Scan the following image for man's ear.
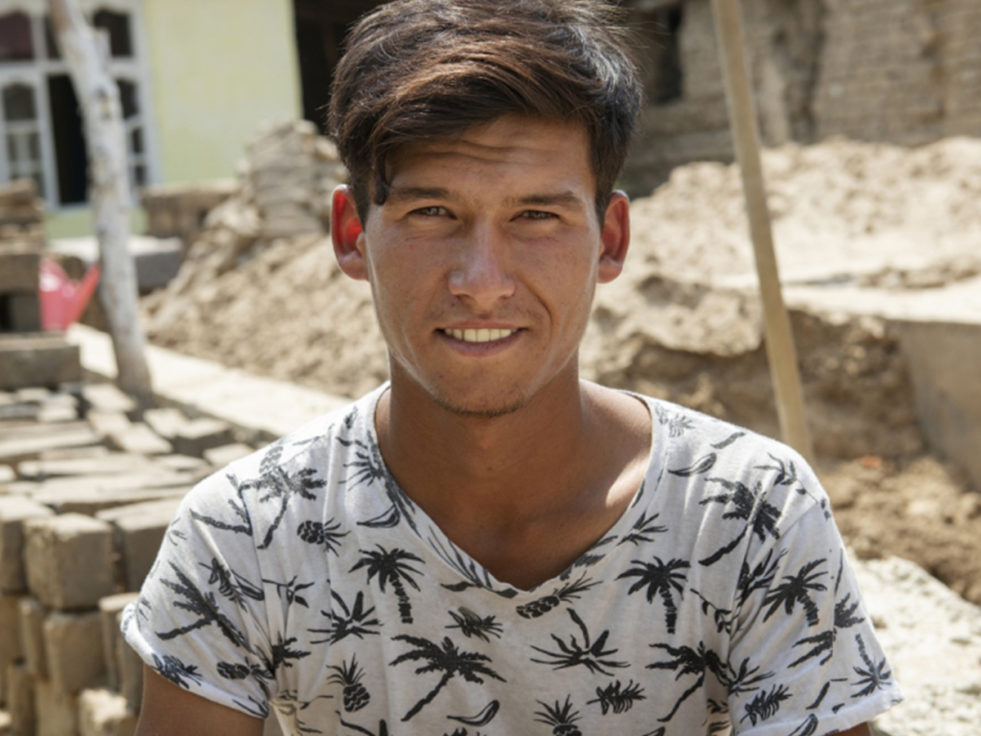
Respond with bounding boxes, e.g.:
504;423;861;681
331;185;369;281
597;190;630;283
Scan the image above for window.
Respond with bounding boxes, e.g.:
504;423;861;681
0;3;153;209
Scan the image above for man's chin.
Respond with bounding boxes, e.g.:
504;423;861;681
431;391;529;420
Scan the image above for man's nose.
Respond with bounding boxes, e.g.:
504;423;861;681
447;225;516;309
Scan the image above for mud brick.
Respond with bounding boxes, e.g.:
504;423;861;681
108;423;171;457
0;466;13;486
23;515;116;610
0;335;81;392
5;293;40;332
96;499;182;592
17;453;147;481
0;423;99;466
0;497;54;593
34;678;77;736
204;442;254;468
19;597;46;678
173;418;233;458
0;252;39;292
114;610;141;713
0;596;21;704
78;688;136;736
44;611;105;695
6;662;34;736
0;596;22;691
84;412;130;443
80;384;135;417
140;408;183;441
32;475;190;516
97;594;137;691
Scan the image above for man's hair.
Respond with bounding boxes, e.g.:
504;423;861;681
328;0;643;221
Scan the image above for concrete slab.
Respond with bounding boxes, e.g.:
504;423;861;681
69;324;349;441
895;320;981;490
48;236;182;293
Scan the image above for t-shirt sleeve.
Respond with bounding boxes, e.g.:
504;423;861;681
726;456;903;736
121;468;275;719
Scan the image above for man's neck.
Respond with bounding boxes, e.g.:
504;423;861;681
377;373;591;519
373;374;652;589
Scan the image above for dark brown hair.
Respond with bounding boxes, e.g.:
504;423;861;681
328;0;642;221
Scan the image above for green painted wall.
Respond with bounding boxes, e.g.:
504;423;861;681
142;0;301;184
47;0;300;238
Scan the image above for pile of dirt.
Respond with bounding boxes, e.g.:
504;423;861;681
141;133;981;612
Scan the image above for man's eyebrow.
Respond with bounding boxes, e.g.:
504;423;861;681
386;186;451;202
509;191;586;209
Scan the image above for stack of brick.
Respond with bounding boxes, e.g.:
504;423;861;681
0;381;259;735
0;181;44;252
242;119;347;240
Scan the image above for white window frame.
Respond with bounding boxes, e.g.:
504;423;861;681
0;0;157;210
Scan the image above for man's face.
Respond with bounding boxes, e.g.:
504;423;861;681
332;115;629;417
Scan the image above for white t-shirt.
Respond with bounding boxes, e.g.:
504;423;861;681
123;385;901;735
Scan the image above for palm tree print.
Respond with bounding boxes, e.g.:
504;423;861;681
698;478;781;566
264;633;311;674
587;679;646;714
646;642;726;721
263;575;315;608
617;511;667;546
447;607;504;641
389;634;505;721
156;562;250;648
152;653;202;689
239;443;328;549
616;556;689;633
740;684;791;727
350;545;424;624
530;608;628;675
851;633;892;697
722;655;773;696
430;533;518;598
339;437;418;532
201;557;264;607
789;589;865;668
736;548;787;608
762;558;827;627
309;590;381;644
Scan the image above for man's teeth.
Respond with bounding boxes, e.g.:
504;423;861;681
445;328;516;343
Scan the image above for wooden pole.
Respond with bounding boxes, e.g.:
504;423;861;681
50;0;153;408
710;0;814;463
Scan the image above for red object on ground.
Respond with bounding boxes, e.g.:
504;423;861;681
39;257;101;331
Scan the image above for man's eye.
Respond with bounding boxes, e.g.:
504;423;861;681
520;210;556;220
413;206;447;217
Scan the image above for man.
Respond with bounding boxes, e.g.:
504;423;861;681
125;1;901;734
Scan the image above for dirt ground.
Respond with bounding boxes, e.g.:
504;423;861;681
141;134;981;606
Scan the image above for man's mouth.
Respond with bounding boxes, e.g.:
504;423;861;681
443;328;518;343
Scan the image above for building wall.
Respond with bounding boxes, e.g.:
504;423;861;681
623;0;981;195
141;0;301;184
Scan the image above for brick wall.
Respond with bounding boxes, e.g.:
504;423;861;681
622;0;981;194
